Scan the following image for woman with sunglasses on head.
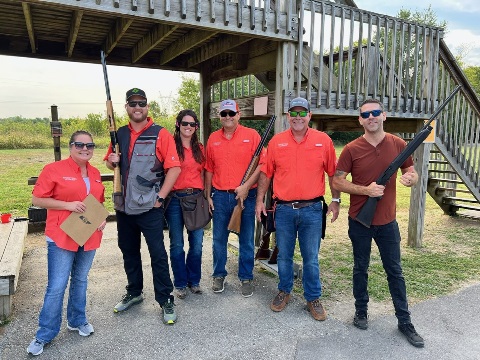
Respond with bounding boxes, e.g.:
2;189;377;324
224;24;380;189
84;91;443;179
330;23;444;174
165;109;206;299
27;131;106;356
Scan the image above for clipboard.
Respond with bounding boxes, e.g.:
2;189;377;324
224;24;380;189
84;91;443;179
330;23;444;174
60;194;109;246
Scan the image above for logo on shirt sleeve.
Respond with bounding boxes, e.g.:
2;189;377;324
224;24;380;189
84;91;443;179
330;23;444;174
315;143;323;147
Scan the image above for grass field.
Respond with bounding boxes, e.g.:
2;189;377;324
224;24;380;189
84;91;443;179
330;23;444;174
1;148;479;306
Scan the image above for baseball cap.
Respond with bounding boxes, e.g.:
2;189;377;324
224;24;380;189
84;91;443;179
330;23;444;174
219;99;239;113
288;97;310;111
126;88;147;101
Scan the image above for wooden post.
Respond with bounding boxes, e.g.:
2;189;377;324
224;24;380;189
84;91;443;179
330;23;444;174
50;105;62;161
407;119;431;248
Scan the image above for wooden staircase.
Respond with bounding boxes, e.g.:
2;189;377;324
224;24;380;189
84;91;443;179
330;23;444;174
427;148;480;217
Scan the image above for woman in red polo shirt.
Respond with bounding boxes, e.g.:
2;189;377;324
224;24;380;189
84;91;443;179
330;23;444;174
165;109;206;299
27;130;106;356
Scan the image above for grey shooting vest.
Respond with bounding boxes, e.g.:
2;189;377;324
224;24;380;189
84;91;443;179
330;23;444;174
117;124;165;214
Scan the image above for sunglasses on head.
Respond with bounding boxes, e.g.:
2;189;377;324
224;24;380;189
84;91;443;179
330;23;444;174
220;111;237;117
71;142;95;150
181;121;197;127
360;109;383;119
289;110;308;117
127;100;147;108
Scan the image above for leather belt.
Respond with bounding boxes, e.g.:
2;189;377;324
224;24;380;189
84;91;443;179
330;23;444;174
275;197;324;209
174;188;201;194
218;189;236;194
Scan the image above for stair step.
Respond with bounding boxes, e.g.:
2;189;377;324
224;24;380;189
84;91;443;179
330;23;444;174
443;196;479;204
429;177;464;184
451;204;480;212
429;159;449;164
435;187;471;194
428;169;456;174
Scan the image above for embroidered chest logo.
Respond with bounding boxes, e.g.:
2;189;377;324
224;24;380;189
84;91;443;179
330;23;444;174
278;143;288;147
63;177;77;181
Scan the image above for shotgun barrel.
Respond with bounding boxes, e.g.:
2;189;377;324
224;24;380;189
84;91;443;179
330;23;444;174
100;51;124;210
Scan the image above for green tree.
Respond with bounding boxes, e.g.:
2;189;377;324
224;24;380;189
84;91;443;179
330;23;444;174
174;74;200;115
463;66;480;95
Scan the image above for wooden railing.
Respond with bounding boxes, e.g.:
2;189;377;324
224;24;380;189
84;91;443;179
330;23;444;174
292;0;443;114
431;40;480;203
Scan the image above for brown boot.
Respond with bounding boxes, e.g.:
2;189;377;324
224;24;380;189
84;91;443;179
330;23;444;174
270;291;291;312
307;299;327;321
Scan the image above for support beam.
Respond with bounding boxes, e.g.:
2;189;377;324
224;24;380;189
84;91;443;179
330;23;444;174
187;35;250;68
132;23;178;63
67;10;83;57
103;17;134;56
407;120;431;248
159;29;217;65
21;2;36;53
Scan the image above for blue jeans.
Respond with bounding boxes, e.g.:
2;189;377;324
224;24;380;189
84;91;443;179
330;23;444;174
116;207;173;305
348;217;411;324
275;201;323;301
165;193;204;289
211;188;256;281
36;241;96;343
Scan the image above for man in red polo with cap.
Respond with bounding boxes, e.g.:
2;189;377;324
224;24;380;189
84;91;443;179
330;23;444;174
205;99;263;297
256;97;340;321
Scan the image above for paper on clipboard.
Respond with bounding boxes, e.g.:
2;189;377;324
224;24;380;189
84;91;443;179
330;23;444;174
60;194;109;246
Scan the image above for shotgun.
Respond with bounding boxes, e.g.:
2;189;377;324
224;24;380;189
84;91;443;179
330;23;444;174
355;85;461;228
227;115;276;235
100;50;124;210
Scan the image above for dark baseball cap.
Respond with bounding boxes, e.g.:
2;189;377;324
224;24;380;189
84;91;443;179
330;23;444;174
126;88;147;101
288;97;310;111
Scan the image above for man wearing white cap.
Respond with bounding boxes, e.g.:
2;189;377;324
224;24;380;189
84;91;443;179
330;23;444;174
205;99;263;297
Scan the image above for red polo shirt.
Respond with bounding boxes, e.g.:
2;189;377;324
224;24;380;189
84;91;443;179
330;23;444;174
205;124;263;190
262;128;337;201
172;145;205;190
33;157;105;251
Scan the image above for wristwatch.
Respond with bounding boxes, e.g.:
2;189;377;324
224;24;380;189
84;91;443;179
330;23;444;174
331;198;341;203
156;195;165;205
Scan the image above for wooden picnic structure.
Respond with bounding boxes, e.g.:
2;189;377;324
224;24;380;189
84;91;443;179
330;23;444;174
1;0;479;316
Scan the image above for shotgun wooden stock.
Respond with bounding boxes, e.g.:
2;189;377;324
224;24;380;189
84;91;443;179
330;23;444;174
227;156;260;234
101;51;124;210
227;115;276;235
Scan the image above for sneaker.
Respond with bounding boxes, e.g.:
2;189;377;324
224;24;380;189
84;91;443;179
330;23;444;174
241;280;254;297
270;291;291;312
113;293;144;313
67;322;94;337
398;323;425;348
212;277;225;293
161;296;177;325
189;285;203;294
175;287;187;299
307;299;327;321
27;339;44;356
353;310;368;330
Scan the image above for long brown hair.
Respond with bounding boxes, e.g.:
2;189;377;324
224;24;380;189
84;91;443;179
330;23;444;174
174;109;204;164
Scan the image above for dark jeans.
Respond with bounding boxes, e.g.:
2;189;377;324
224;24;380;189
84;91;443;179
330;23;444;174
116;207;173;305
348;217;411;324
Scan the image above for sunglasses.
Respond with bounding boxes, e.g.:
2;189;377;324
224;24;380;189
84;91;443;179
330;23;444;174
181;121;197;127
289;110;308;117
71;142;95;150
127;101;147;108
220;111;237;117
360;109;383;119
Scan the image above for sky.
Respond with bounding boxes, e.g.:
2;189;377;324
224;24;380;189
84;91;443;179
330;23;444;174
1;0;479;119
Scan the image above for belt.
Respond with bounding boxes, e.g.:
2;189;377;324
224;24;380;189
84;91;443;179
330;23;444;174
275;196;324;209
217;189;236;194
174;188;201;194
